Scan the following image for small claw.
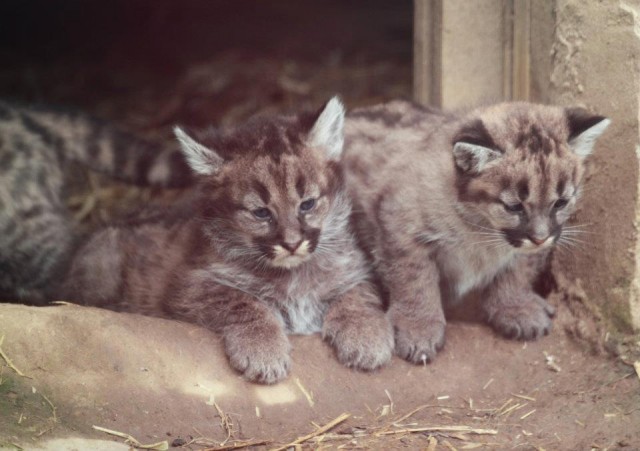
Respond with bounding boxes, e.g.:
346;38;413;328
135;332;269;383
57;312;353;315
506;326;519;339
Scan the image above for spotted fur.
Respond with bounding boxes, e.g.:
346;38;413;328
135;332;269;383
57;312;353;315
59;98;394;384
344;100;610;364
0;101;193;303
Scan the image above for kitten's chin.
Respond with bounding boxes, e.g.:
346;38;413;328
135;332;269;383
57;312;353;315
516;236;555;253
270;241;313;269
270;254;311;269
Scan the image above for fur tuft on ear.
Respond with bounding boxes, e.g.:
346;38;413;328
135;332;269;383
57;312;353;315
308;96;345;160
453;142;502;173
452;119;502;173
173;126;224;175
565;108;611;158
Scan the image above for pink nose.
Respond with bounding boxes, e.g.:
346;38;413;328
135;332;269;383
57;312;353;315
529;236;548;246
281;240;302;253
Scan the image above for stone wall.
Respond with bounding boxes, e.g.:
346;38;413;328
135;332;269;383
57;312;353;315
536;0;640;332
414;0;640;331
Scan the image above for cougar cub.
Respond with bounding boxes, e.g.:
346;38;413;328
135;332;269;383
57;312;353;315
60;98;394;383
344;100;609;364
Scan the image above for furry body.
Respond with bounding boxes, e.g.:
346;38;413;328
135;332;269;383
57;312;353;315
61;99;394;383
0;101;192;302
343;100;609;363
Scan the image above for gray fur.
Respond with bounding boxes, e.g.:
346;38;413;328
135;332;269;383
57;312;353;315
0;101;193;303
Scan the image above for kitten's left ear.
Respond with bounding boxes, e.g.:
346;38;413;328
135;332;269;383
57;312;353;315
308;96;345;161
452;119;503;174
566;107;611;157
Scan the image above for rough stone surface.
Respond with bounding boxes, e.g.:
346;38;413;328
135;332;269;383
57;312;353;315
536;0;640;331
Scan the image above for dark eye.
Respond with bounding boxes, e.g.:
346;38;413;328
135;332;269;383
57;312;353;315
300;198;316;213
252;208;272;219
554;198;569;210
503;202;524;213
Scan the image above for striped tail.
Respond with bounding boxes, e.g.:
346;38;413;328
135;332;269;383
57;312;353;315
16;103;193;188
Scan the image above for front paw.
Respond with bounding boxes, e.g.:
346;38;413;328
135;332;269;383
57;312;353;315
323;310;394;371
485;292;555;340
223;324;292;384
389;310;446;364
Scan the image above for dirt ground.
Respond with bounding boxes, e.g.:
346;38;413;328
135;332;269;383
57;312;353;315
0;1;639;450
1;297;639;450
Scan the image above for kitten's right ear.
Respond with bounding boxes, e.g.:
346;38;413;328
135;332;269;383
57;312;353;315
452;119;502;174
565;108;611;157
173;126;224;175
308;96;346;161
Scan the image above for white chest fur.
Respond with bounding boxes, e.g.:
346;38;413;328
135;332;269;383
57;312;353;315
206;243;368;336
437;240;516;301
275;248;368;335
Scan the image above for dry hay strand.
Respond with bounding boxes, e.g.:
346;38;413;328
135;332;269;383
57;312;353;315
93;425;169;450
310;401;500;449
512;393;536;402
208;398;235;445
200;439;271;451
294;377;315;407
41;393;58;423
0;335;32;379
182;435;271;450
375;425;498;437
270;412;351;451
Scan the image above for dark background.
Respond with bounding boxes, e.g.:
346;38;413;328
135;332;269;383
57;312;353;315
0;0;413;129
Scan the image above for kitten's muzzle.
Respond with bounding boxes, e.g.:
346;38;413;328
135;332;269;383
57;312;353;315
281;239;303;253
271;240;313;268
521;234;554;251
528;235;549;246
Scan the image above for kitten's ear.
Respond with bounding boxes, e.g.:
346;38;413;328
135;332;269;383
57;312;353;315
452;119;502;174
308;96;345;161
566;108;611;157
173;126;224;175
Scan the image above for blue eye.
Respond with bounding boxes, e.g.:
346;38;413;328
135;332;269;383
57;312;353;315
503;202;524;213
554;198;569;210
252;208;272;219
300;199;316;213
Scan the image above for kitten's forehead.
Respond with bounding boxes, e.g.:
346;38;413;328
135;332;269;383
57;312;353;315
463;103;585;204
237;149;325;205
478;103;570;153
497;155;578;205
202;113;315;160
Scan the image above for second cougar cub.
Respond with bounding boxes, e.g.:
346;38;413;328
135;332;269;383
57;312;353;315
344;101;609;364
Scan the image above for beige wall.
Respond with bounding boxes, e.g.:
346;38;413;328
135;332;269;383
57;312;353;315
414;0;640;331
440;0;506;108
539;0;640;331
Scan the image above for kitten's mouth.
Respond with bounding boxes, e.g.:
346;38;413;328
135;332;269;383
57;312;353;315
270;241;313;269
502;229;559;252
514;234;557;252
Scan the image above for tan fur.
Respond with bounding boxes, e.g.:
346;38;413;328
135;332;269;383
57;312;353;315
344;100;609;364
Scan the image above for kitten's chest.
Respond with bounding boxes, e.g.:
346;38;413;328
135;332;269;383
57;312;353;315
275;279;327;335
437;243;515;300
273;250;366;335
206;244;366;335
